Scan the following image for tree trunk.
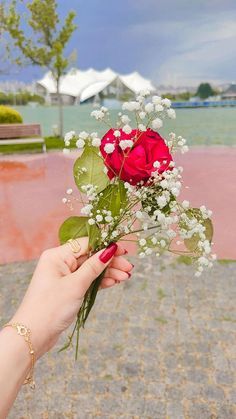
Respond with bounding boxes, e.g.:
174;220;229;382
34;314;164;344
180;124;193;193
56;77;64;138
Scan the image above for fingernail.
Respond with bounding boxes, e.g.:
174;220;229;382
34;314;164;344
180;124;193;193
99;243;118;263
127;272;131;278
124;249;128;254
131;264;134;269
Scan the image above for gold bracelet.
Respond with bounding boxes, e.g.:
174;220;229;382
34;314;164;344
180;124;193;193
3;323;36;389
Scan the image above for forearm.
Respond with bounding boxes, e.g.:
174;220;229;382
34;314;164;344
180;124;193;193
0;327;31;419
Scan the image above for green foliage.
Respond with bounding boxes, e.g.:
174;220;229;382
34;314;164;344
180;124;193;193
218;259;236;265
155;316;168;324
157;288;167;300
97;181;127;218
160;91;193;102
73;145;108;194
118;91;134;102
58;216;88;244
196;83;215;99
1;0;77;136
2;0;77;75
176;255;192;265
0;136;74;154
142;184;175;216
183;208;214;252
86;223;101;251
0;91;45;105
0;105;23;123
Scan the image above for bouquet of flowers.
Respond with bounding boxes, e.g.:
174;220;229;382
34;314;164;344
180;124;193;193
60;91;215;357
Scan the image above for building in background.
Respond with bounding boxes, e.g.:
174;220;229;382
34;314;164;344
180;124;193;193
221;83;236;100
36;68;156;105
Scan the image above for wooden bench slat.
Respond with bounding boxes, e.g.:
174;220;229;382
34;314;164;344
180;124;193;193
0;123;46;153
0;123;41;139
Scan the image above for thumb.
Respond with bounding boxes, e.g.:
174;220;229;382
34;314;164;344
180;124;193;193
69;243;118;294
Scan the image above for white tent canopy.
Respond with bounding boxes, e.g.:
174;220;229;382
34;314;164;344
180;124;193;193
37;68;156;103
119;71;155;95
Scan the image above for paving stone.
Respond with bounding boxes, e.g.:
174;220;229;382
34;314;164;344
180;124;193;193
204;384;225;401
215;370;234;386
166;401;185;419
217;403;236;419
144;399;166;418
186;368;209;384
187;402;212;419
1;258;235;418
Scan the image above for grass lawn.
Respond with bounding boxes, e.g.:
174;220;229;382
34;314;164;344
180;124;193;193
0;136;77;154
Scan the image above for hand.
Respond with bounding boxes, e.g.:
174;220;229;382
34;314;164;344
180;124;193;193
10;238;133;359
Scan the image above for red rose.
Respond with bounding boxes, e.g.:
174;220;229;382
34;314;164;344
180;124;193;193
100;128;173;185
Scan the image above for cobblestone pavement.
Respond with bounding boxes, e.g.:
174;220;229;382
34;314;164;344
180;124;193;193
0;257;235;419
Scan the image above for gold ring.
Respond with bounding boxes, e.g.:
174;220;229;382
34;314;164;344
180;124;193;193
67;238;81;253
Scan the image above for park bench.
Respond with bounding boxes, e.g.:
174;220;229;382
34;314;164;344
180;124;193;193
0;123;46;153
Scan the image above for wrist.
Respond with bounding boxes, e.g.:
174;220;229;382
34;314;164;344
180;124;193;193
0;326;31;380
0;326;34;417
10;312;51;360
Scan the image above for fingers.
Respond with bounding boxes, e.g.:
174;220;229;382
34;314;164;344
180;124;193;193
40;240;128;279
100;257;134;289
114;244;128;257
104;267;131;282
100;278;117;288
69;243;118;295
57;237;89;273
108;255;133;272
100;272;132;289
59;237;90;259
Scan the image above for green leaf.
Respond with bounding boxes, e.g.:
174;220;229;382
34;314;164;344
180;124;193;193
183;208;214;252
97;181;127;218
141;184;175;216
86;222;100;251
59;216;88;244
73;146;108;194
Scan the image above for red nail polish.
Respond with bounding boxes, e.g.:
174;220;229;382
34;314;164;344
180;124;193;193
99;243;118;263
124;249;128;254
127;272;131;278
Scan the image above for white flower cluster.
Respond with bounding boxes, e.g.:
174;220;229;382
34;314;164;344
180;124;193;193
89;93;179;153
177;205;216;275
120;161;214;273
91;106;109;121
61;187;79;210
63;130;101;152
119;139;134;150
81;184;98;201
167;132;189;154
104;143;115;154
64;130;76;146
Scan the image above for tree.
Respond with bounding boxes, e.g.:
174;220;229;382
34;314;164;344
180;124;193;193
196;83;215;99
0;3;13;75
1;0;77;137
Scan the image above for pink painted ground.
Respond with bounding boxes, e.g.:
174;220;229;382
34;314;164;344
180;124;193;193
0;147;235;264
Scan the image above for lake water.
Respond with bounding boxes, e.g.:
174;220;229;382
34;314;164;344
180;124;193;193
15;105;236;146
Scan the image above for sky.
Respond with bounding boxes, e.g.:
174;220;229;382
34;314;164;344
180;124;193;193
2;0;236;87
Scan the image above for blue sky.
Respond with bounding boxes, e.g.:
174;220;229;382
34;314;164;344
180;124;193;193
3;0;236;86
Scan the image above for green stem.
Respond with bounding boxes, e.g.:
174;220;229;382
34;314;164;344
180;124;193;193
73;270;106;359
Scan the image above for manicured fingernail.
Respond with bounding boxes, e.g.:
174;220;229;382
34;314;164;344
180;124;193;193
99;243;118;263
131;264;134;268
124;249;128;254
127;272;131;278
